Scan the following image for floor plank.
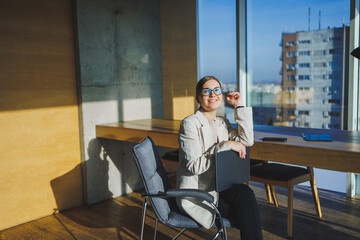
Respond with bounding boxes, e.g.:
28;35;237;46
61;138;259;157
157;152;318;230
1;182;359;239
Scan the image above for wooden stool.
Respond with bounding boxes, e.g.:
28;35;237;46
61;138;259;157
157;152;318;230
250;162;322;238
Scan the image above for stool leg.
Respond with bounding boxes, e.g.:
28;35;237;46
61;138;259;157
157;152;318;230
308;167;322;219
265;184;274;204
287;186;294;238
270;185;279;208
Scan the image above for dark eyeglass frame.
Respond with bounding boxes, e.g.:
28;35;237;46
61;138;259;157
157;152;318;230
201;87;222;96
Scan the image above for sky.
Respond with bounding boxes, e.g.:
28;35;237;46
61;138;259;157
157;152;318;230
198;0;350;84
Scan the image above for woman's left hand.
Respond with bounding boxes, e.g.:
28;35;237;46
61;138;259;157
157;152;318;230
226;92;243;108
225;141;246;159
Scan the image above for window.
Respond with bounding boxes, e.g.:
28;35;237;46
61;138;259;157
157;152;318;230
286;64;296;70
287;51;296;57
245;0;351;195
287;109;295;115
198;0;236;121
286;41;296;46
298;110;310;115
298;75;310;80
299;63;310;68
299;51;311;56
287;75;295;80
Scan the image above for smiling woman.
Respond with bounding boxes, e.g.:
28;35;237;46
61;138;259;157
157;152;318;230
175;75;263;239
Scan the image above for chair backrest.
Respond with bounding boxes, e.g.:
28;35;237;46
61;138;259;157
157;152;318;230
132;136;175;223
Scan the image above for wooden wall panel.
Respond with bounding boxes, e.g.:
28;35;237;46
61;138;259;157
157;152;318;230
160;0;198;120
0;0;82;230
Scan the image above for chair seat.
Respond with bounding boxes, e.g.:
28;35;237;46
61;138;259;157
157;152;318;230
250;159;265;167
251;163;309;181
162;150;179;162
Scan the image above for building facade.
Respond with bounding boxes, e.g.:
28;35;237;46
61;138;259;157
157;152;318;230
281;25;349;129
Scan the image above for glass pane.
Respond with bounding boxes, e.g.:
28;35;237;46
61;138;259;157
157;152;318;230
248;0;350;130
198;0;236;118
247;0;350;193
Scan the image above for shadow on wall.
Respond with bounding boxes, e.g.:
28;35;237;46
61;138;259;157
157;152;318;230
99;138;144;197
50;165;83;212
85;139;114;204
51;137;146;210
51;139;113;210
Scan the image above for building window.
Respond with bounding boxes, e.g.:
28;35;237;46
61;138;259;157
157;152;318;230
299;51;311;56
287;109;295;115
286;41;296;46
286;64;296;70
298;75;310;80
299;63;310;68
287;87;295;91
298;110;310;115
287;51;296;57
298;40;311;44
287;75;296;80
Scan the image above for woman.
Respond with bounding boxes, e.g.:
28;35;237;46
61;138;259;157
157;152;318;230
176;76;263;240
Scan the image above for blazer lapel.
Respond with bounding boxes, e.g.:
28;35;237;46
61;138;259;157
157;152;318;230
195;110;213;151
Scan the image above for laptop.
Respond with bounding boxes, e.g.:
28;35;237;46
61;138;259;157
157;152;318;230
215;148;250;192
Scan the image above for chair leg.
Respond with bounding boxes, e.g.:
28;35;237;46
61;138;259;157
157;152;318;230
287;186;294;238
265;184;274;204
308;167;322;219
153;218;158;240
172;228;186;240
270;185;279;208
140;197;148;240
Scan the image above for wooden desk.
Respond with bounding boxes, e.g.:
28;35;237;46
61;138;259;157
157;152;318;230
96;118;360;173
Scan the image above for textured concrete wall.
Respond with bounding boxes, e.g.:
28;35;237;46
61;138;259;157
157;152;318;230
76;0;163;205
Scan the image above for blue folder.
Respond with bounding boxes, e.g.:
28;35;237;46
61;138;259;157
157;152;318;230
302;133;333;142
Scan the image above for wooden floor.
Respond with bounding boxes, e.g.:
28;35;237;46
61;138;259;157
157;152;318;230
1;182;359;240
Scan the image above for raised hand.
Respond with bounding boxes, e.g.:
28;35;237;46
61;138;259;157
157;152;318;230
226;92;243;108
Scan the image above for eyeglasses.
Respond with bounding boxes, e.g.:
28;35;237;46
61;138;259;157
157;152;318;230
201;87;222;96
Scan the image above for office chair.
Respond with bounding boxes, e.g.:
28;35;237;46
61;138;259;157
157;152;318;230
132;137;233;240
250;161;322;238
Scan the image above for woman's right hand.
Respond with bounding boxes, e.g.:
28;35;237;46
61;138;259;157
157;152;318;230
225;141;246;159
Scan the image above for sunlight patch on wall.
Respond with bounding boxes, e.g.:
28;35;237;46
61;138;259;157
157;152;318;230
123;98;152;121
172;96;195;120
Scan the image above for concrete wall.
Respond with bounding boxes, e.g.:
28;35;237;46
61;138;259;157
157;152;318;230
76;0;163;205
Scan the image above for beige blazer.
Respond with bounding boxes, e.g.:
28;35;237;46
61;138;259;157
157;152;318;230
176;107;254;229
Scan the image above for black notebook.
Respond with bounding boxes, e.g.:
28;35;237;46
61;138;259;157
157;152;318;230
215;148;250;192
302;133;333;142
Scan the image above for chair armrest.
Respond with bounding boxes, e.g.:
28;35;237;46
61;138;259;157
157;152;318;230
166;189;214;203
142;189;214;204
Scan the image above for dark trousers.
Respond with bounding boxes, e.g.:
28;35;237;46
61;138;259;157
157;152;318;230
218;184;263;240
